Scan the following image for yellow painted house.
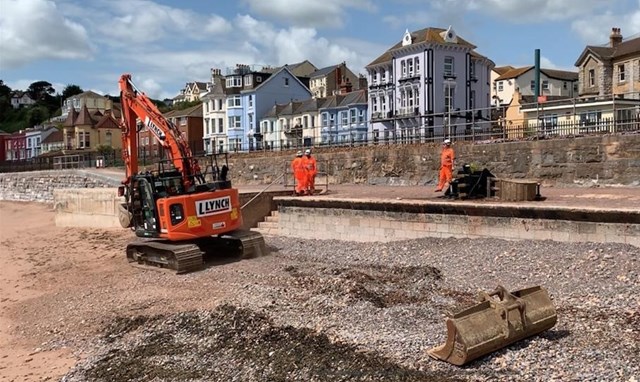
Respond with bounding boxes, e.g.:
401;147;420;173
62;104;123;150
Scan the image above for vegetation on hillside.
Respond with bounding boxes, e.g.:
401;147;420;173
0;80;181;134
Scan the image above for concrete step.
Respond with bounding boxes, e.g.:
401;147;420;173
271;210;280;217
265;215;279;223
257;221;278;229
252;227;278;236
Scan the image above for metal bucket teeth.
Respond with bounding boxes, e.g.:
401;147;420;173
428;285;557;366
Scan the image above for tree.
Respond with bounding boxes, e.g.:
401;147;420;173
61;84;84;100
26;81;55;101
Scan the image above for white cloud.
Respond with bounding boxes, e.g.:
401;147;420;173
235;15;377;74
241;0;376;28
454;0;606;22
382;11;434;29
0;0;93;70
571;3;640;44
85;0;232;46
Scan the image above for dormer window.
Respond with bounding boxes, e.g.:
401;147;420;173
402;29;412;46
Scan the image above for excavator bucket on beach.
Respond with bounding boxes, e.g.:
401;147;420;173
428;285;557;366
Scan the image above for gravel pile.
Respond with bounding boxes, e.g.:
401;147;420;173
63;236;639;382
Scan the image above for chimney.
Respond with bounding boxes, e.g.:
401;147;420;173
339;78;353;95
610;27;622;47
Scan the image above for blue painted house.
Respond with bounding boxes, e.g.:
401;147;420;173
319;82;368;145
226;65;313;152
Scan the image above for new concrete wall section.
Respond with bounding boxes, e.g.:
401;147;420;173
52;187;289;230
276;198;640;247
54;188;124;228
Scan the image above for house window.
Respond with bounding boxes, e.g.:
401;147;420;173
401;60;407;78
588;69;595;86
380;95;386;112
226;76;242;87
245;75;252;86
400;90;406;108
469;61;476;78
227;96;241;107
444;86;454;111
530;81;536;91
284;78;289;87
205;119;210;135
249;95;253;108
540;114;558;129
563;82;567;89
270;121;275;133
329;114;335;126
228;116;241;129
322;113;328;127
470;90;476;110
218;99;223;110
372;96;378;112
542;80;549;91
105;131;112;147
444;56;454;77
580;111;602;126
408;59;414;76
248;114;253;128
415;58;420;73
341;111;348;126
407;88;414;108
498;81;504;92
204;102;209;113
350;109;356;124
359;109;365;122
618;64;626;82
381;70;386;83
218;118;224;133
415;88;419;107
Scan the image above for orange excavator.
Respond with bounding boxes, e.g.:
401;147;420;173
116;73;266;273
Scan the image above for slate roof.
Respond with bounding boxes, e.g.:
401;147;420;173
42;129;63;144
165;104;203;118
367;27;477;67
310;64;339;78
63;106;78;127
495;66;578;82
575;35;640;65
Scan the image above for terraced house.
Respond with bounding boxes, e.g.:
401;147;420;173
366;26;494;142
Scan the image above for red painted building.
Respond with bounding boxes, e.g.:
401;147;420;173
0;130;8;164
5;130;27;161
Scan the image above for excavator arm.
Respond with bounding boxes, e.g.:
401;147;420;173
118;73;195;189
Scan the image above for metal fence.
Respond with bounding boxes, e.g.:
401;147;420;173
2;94;640;173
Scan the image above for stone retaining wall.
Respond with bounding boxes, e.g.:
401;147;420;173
228;134;640;187
0;170;120;203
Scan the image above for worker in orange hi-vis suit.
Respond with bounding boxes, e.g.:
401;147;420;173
435;139;455;192
303;148;318;194
291;151;306;195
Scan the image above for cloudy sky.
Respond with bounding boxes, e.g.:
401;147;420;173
1;0;639;100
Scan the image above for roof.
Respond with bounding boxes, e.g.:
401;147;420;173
367;27;476;67
575;35;640;65
310;64;339;79
337;89;367;107
263;103;288;118
95;110;120;129
42;129;63;144
63;106;78;127
493;66;515;75
247;66;312;95
74;104;96;126
495;66;578;81
166;103;203;118
66;90;104;100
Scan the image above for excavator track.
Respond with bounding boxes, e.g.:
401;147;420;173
220;230;268;259
125;230;267;274
126;240;205;274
